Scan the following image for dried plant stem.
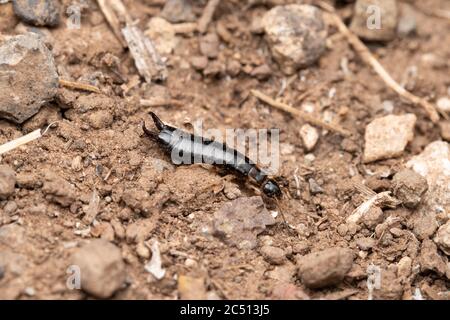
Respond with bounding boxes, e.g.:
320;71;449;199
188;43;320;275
59;79;101;93
197;0;220;33
96;0;129;47
251;89;351;137
0;130;42;156
140;99;184;108
172;22;198;34
318;1;440;123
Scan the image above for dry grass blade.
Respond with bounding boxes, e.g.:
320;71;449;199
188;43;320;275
251;89;351;137
346;190;400;224
0;123;56;156
318;1;440;123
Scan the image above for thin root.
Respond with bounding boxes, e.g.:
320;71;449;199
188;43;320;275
251;89;351;136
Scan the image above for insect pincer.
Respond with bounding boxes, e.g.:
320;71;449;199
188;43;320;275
149;112;166;131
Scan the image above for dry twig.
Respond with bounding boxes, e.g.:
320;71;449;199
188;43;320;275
318;1;440;123
59;79;101;93
251;89;351;136
197;0;220;33
96;0;130;47
140;98;184;108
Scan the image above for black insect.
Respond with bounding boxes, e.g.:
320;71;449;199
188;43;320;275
142;112;282;198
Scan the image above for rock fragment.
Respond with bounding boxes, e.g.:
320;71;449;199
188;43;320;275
392;169;428;208
372;267;403;299
439;121;450;142
0;33;58;124
300;124;319;151
436;97;450;113
260;245;286;265
213;196;276;249
262;4;327;75
350;0;398;41
0;165;16;200
145;17;178;55
190;55;208;71
397;256;412;279
199;33;220;58
412;213;438;240
178;275;207;300
434;221;450;256
297;247;354;289
0;2;19;32
42;173;77;207
418;239;446;276
71;239;126;299
160;0;195;23
13;0;60;27
407;141;450;214
250;64;272;80
87;110;114;129
308;178;323;195
362;206;384;230
363;114;416;163
397;3;417;37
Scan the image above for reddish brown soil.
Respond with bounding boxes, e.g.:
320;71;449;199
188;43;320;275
0;0;449;300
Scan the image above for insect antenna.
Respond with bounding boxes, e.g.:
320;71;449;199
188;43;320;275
275;196;297;236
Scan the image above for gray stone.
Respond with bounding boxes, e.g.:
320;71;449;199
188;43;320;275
13;0;60;27
0;33;58;123
160;0;195;23
262;4;327;75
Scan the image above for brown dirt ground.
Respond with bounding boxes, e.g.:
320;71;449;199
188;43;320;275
0;0;449;300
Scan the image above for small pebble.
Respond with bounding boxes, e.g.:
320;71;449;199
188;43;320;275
350;0;398;41
308;178;323;195
300;124;319;151
356;237;375;251
250;64;272;80
260;245;286;265
71;239;126;299
13;0;60;27
433;221;450;256
392;169;428;208
0;165;16;200
199;33;220;59
3;201;18;215
136;242;150;259
363;114;416;163
436;97;450;113
297;247;354;289
262;4;327;75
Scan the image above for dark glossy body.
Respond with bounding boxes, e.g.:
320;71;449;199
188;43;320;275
143;112;282;197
